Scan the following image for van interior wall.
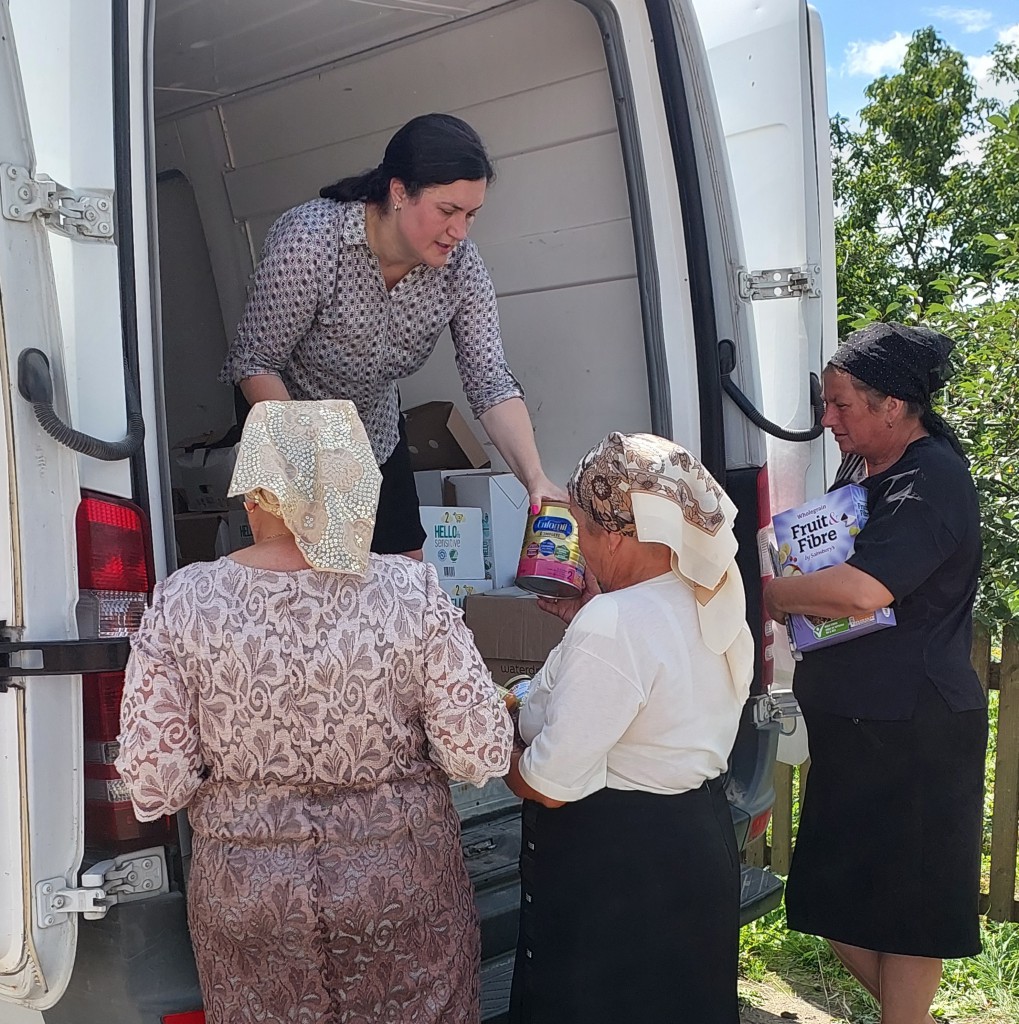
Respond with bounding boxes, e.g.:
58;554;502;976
153;0;652;486
157;173;234;444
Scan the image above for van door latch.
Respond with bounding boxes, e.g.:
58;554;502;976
738;266;820;301
36;847;169;927
0;637;130;689
1;164;115;241
751;689;802;733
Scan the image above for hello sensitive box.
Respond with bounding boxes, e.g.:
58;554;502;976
771;484;896;653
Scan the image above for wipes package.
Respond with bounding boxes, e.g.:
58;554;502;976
772;484;896;654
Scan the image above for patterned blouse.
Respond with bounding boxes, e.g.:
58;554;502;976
116;554;513;1024
116;554;514;831
219;199;523;464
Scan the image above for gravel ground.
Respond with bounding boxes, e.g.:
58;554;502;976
740;979;845;1024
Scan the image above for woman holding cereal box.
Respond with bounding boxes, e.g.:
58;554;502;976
764;323;986;1024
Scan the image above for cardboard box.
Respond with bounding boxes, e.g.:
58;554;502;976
773;485;870;573
173;443;238;513
413;469;476;508
420;506;485;580
175;507;253;566
216;509;254;556
404;402;490;472
439;578;494;609
174;513;223;566
784;606;897;652
414;470;451;508
448;472;529;588
772;484;895;654
465;588;566;684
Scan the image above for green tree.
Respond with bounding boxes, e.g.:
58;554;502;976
832;28;1019;324
844;104;1019;625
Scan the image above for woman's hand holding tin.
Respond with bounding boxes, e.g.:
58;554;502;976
527;477;569;515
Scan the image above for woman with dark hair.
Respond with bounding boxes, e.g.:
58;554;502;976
220;113;565;558
764;323;988;1024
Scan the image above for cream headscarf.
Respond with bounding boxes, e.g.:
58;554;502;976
568;432;754;699
227;400;382;575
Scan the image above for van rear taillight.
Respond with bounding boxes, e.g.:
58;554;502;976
748;808;772;842
82;670;125;739
76;493;153;636
76;491;171;847
756;465;775;691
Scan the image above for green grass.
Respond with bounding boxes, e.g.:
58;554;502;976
939;920;1019;1021
740;907;1019;1023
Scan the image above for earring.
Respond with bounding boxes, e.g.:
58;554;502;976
394;202;402;212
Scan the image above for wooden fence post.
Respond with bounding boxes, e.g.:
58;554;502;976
744;835;767;868
771;762;795;875
988;626;1019;923
971;621;992;695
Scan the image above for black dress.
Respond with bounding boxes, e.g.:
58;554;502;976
508;779;740;1024
786;435;988;958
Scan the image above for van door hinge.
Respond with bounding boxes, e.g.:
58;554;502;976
1;163;115;241
751;688;802;732
738;265;820;301
35;847;169;927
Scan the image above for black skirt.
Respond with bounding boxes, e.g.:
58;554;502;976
786;681;988;958
509;779;740;1024
371;413;427;555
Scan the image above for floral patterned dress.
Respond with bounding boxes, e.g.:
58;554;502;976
117;554;513;1024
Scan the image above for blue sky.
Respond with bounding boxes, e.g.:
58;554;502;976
809;1;1019;118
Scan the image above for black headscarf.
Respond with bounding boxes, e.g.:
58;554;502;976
828;322;966;460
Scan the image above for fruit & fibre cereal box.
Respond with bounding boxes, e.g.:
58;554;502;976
771;484;896;654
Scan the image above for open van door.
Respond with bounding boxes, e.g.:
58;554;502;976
693;0;837;516
0;2;88;1007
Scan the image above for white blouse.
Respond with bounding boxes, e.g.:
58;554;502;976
517;574;746;803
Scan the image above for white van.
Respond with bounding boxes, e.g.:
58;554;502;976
0;0;835;1020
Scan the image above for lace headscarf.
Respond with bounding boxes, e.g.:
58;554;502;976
227;400;381;574
569;432;753;700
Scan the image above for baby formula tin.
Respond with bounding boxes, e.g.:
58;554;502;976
515;504;585;598
497;676;533;716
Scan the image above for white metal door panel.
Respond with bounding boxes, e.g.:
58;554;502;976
693;0;836;511
0;335;14;626
0;1;86;1008
9;0;132;503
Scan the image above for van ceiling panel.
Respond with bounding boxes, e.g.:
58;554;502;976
154;0;509;121
213;2;608;170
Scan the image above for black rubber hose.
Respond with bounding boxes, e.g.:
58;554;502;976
722;372;824;443
718;339;824;443
18;347;145;461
